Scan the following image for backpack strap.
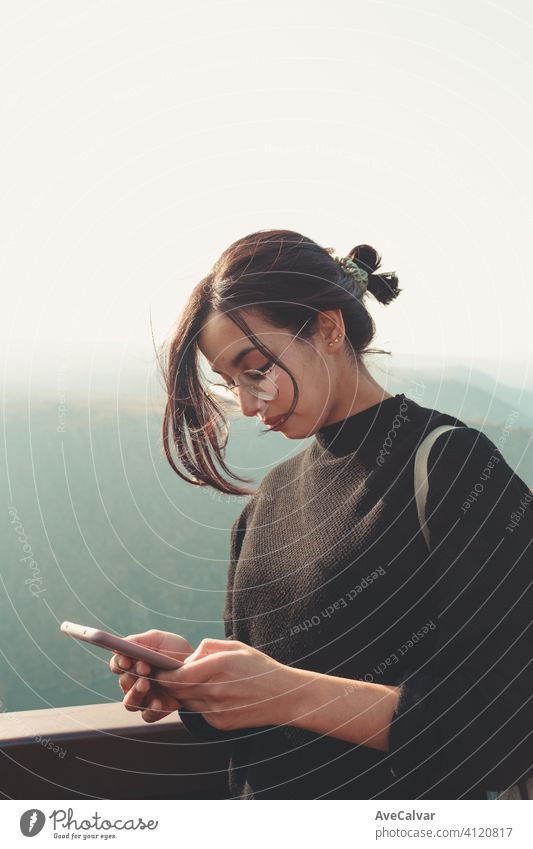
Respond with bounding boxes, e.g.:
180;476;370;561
414;424;464;551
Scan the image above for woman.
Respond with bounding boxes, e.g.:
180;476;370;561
110;229;533;800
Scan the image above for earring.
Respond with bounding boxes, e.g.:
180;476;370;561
328;333;343;347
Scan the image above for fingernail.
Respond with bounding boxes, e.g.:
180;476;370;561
118;657;129;669
135;678;146;692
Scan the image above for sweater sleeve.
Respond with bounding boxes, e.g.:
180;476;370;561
388;426;533;797
178;503;249;740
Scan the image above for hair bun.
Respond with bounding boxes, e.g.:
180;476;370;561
347;244;381;275
347;243;401;306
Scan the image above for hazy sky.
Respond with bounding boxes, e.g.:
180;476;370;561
2;1;533;386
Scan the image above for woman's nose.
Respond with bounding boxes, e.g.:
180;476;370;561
238;389;266;418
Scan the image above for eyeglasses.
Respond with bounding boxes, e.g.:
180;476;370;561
206;316;313;403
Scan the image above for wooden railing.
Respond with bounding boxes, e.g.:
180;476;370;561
0;703;231;799
2;702;532;800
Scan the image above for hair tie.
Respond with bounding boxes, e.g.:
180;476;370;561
333;255;369;296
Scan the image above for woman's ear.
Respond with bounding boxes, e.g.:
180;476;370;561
316;309;345;346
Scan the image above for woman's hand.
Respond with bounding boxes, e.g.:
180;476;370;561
149;638;300;731
118;635;400;750
109;629;193;723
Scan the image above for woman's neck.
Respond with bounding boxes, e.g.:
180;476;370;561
321;359;393;428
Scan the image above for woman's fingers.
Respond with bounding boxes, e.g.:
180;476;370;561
110;653;153;676
118;671;135;694
139;692;180;723
122;675;151;712
140;700;164;723
121;675;181;718
110;653;136;674
117;661;153;694
110;654;152;682
110;653;129;674
132;660;151;676
182;637;241;665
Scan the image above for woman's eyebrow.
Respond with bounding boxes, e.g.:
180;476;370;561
211;345;257;374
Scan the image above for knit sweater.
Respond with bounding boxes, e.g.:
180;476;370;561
179;392;533;799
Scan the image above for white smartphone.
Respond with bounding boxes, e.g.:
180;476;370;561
60;621;184;670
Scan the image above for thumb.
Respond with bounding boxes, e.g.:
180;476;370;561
184;638;241;664
151;665;185;689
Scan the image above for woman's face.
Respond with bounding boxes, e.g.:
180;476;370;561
198;309;346;438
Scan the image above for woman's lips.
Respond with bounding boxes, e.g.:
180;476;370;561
264;415;285;428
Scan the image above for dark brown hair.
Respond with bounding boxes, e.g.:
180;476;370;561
157;229;401;495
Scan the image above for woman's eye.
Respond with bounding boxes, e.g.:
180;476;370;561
249;362;273;379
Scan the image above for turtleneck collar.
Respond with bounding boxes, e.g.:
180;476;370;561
314;393;407;457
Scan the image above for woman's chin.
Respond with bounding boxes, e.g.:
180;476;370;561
271;418;307;439
264;416;290;435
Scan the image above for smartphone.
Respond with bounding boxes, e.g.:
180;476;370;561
60;621;184;670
